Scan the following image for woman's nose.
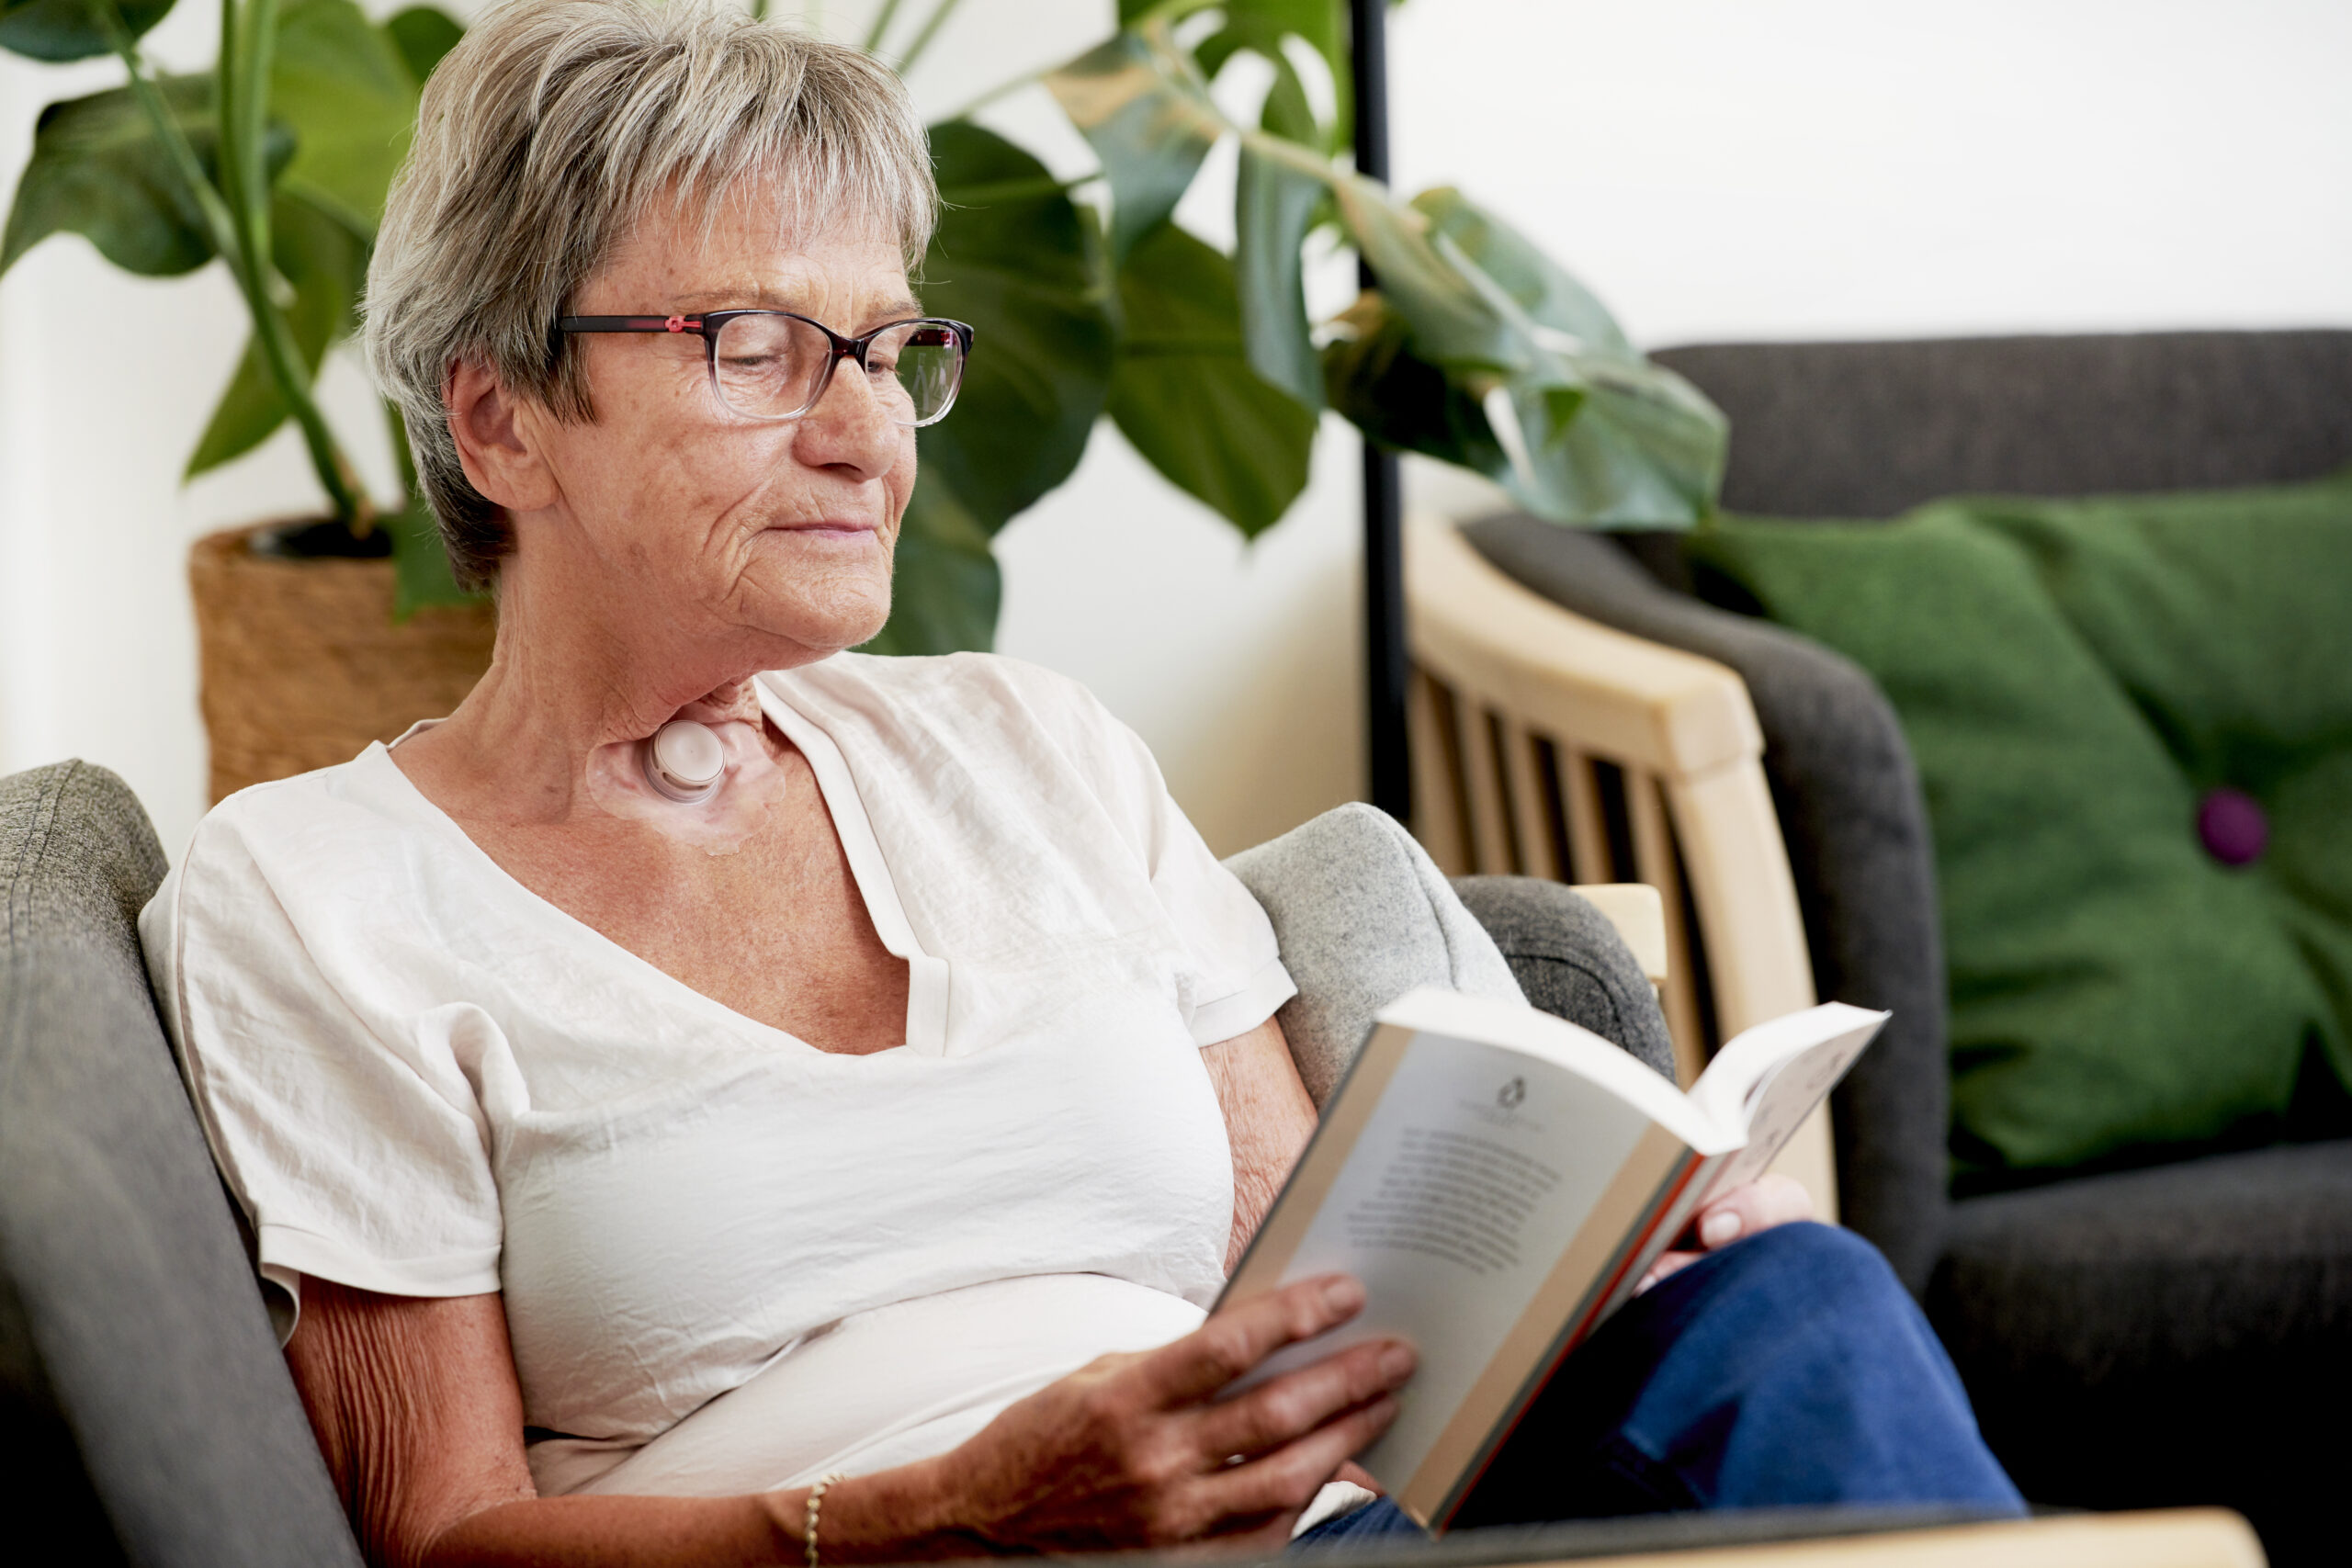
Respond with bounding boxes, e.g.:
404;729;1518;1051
794;355;899;477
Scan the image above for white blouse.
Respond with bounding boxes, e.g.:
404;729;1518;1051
141;652;1297;1495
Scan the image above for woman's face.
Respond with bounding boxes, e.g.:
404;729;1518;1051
518;186;920;662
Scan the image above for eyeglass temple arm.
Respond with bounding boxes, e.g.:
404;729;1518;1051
556;315;707;334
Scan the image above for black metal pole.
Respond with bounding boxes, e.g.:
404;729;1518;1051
1349;0;1410;823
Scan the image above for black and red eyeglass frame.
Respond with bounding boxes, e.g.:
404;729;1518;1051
549;310;977;425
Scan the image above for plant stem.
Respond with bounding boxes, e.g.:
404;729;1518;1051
1236;118;1349;184
227;0;366;525
213;0;240;221
893;0;966;73
92;0;367;525
859;0;906;52
91;2;242;264
234;0;277;223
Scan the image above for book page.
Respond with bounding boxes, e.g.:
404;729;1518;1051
1685;1004;1887;1202
1222;1027;1678;1495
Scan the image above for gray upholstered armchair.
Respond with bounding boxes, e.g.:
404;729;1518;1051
1462;330;2352;1568
0;760;1683;1563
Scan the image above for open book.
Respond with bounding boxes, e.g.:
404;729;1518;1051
1219;988;1887;1532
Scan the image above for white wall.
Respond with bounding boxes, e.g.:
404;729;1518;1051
5;0;2349;863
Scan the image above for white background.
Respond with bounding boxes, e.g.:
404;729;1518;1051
4;0;2349;863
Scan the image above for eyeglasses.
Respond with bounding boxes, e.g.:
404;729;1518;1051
553;310;975;427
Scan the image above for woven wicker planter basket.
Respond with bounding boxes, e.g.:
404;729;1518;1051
190;523;495;803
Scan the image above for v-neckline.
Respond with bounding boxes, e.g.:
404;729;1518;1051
754;672;950;1053
375;679;949;1057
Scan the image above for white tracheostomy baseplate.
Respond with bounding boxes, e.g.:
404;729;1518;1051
582;717;789;855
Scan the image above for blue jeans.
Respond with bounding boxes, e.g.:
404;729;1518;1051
1295;1223;2022;1546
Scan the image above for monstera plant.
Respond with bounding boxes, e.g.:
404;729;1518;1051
869;0;1727;653
2;0;468;610
1;0;1724;663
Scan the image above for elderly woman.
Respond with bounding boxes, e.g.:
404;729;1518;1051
142;3;2021;1562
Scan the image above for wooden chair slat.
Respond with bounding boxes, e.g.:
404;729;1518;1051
1407;670;1471;877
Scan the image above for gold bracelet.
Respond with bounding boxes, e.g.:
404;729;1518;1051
804;1471;849;1568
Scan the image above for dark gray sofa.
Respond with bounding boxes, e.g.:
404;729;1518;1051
1464;329;2352;1567
6;757;1874;1563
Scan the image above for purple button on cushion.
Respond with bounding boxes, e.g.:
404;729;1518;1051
2197;787;2268;866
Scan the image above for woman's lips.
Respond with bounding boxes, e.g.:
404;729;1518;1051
770;520;876;540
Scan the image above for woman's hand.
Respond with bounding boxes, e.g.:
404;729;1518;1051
873;1272;1412;1556
1634;1173;1815;1295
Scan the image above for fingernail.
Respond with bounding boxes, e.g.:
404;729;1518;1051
1320;1276;1365;1314
1378;1343;1416;1383
1700;1211;1744;1248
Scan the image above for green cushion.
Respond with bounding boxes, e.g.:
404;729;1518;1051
1684;472;2352;1185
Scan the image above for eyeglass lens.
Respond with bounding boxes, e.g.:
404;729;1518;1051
711;316;964;426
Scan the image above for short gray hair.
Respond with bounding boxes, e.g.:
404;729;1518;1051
364;0;936;588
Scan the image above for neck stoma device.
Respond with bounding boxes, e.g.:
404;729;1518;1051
643;719;727;803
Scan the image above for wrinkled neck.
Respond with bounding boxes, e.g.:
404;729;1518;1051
411;543;818;827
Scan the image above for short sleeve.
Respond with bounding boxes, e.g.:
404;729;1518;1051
141;805;505;1325
1029;671;1298;1046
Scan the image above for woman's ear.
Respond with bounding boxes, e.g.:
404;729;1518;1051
446;360;560;514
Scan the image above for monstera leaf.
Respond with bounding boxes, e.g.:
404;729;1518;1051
1046;13;1724;530
0;74;290;276
185;194;364;477
1107;222;1314;536
3;0;481;606
1411;186;1633;357
1051;14;1326;532
862;481;1003;658
1320;288;1502;476
1045;28;1218;266
0;0;174;63
185;0;450;480
1149;0;1344;105
1234;140;1325;412
1332;186;1724;524
384;3;461;85
866;119;1115;655
271;0;425;234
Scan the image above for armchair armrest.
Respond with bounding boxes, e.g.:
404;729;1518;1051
1227;807;1678;1102
1450;876;1676;1083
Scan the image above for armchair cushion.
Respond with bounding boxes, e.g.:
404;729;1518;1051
1928;1140;2352;1559
1687;473;2352;1184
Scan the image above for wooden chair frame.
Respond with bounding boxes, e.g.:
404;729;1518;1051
1403;513;1838;1215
